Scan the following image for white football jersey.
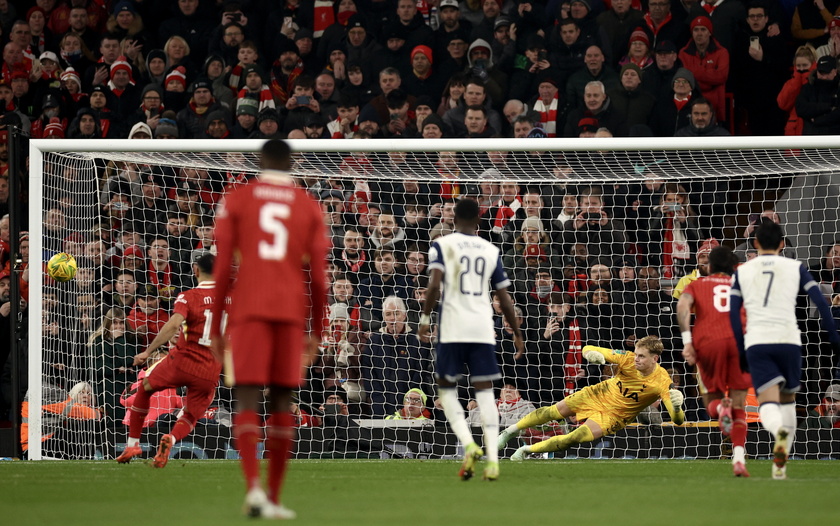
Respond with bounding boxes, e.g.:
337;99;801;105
428;232;511;344
731;254;814;348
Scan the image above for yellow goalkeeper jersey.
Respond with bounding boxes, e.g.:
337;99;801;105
582;348;675;420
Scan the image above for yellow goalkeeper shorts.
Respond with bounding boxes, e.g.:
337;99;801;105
565;387;636;436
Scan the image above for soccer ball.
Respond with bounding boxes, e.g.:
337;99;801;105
47;252;77;282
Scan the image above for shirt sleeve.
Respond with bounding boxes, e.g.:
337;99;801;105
428;241;444;273
173;293;188;318
490;255;511;290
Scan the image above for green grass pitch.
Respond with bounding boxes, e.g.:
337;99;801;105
2;459;838;525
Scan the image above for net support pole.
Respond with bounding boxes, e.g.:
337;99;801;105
27;142;44;461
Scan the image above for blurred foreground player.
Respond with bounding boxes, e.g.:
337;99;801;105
730;219;840;480
418;199;524;481
678;245;752;477
116;254;223;468
211;140;329;518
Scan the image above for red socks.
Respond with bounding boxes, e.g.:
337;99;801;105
170;411;198;442
235;410;262;490
128;388;151;440
731;408;747;449
707;398;721;419
266;413;294;504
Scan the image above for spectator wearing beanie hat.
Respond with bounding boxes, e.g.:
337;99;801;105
60;67;88;116
252;107;283;139
175;77;227;138
608;63;656;127
649;67;699;137
204;109;231;139
127;84;165;134
155;117;179;139
528;74;572;137
679;16;729;122
619;28;654;70
88;85;115;137
269;37;304;106
107;56;141;124
402;45;445;100
128;121;153;139
67;107;102;139
236;63;276;113
232;102;259;138
687;0;748;52
163;66;189;113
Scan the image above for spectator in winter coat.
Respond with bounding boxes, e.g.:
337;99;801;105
796;55;840;135
679;16;729;122
777;45;818;136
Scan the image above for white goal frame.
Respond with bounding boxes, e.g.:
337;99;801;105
27;135;840;460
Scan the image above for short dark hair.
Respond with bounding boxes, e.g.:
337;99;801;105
454;199;480;221
293;75;315;90
261;139;291;170
195;253;215;274
386;89;408;110
337;93;359;109
708;245;736;275
466;104;486;118
755;218;784;250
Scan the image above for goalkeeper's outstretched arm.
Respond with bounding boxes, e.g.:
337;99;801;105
661;384;686;425
582;345;621;365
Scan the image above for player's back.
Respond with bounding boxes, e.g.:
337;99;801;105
217;177;326;325
686;274;736;346
171;282;223;380
429;232;509;344
734;255;805;347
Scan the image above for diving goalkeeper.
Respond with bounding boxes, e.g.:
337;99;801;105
498;335;685;460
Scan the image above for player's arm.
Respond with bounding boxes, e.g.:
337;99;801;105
728;272;747;369
800;264;840;351
210;197;235;344
419;242;445;341
582;345;622;365
133;313;185;366
676;290;697;366
660;382;686;425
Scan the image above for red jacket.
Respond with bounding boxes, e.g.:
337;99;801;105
679;39;729;120
777;65;815;136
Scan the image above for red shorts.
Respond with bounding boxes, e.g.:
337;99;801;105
227;320;303;387
145;355;217;417
696;338;752;394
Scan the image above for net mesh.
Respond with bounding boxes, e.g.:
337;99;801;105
32;143;840;460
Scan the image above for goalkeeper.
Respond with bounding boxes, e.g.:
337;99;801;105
498;335;685;460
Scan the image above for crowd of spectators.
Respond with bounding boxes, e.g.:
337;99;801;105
2;0;840;142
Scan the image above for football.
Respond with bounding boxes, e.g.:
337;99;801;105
47;252;78;282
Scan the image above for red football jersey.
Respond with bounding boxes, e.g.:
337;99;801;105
684;274;739;349
212;172;329;335
170;281;224;381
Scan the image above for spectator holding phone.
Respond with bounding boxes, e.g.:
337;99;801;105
127;84;164;133
647;183;700;280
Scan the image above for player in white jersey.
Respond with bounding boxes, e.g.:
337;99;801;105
418;199;524;482
730;220;840;479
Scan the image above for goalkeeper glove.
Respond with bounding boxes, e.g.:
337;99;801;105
583;350;605;364
669;389;684;408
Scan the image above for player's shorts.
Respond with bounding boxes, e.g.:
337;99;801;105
563;386;635;437
227;320;304;387
695;338;752;395
746;343;801;394
435;342;501;383
145;355;216;416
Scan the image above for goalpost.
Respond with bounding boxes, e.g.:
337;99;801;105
27;136;840;461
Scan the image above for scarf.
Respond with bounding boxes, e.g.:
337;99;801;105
270;61;303;104
188;97;214;115
341;250;367;273
227;63;244;92
564;320;582;394
643;12;672;36
313;0;336;38
237;85;276;112
492;196;521;233
532;94;558;137
702;0;723;15
328;117;359;138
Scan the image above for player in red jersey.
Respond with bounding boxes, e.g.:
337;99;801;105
115;253;223;468
677;245;752;477
210;140;328;520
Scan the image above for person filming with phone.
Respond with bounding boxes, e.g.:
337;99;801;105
647;183;701;280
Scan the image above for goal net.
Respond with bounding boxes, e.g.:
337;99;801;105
26;137;840;461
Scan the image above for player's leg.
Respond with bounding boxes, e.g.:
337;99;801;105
729;389;749;477
472;380;499;481
154;379;216;468
499;399;573;449
263;386;296;519
235;384;267;516
511;418;602;461
117;365;171;463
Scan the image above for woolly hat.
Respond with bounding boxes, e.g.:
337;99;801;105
241;63;266;84
129;121;153;138
191;78;213;93
10;66;28;80
411;45;433;65
257;107;280;124
358;104;380;124
570;0;591;9
141;83;163;99
404;388;428;405
236;99;259;116
61;67;81;88
672;67;696;89
690;16;713;33
156;118;179;138
628;29;650;47
420;113;447;136
113;0;137;15
110;56;133;81
295;28;314;41
620;63;642;78
521;216;545;233
44;118;65;138
524;243;547;260
205;110;227;128
696;238;720;257
122;244;145;259
328;302;350;322
165;66;187;89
